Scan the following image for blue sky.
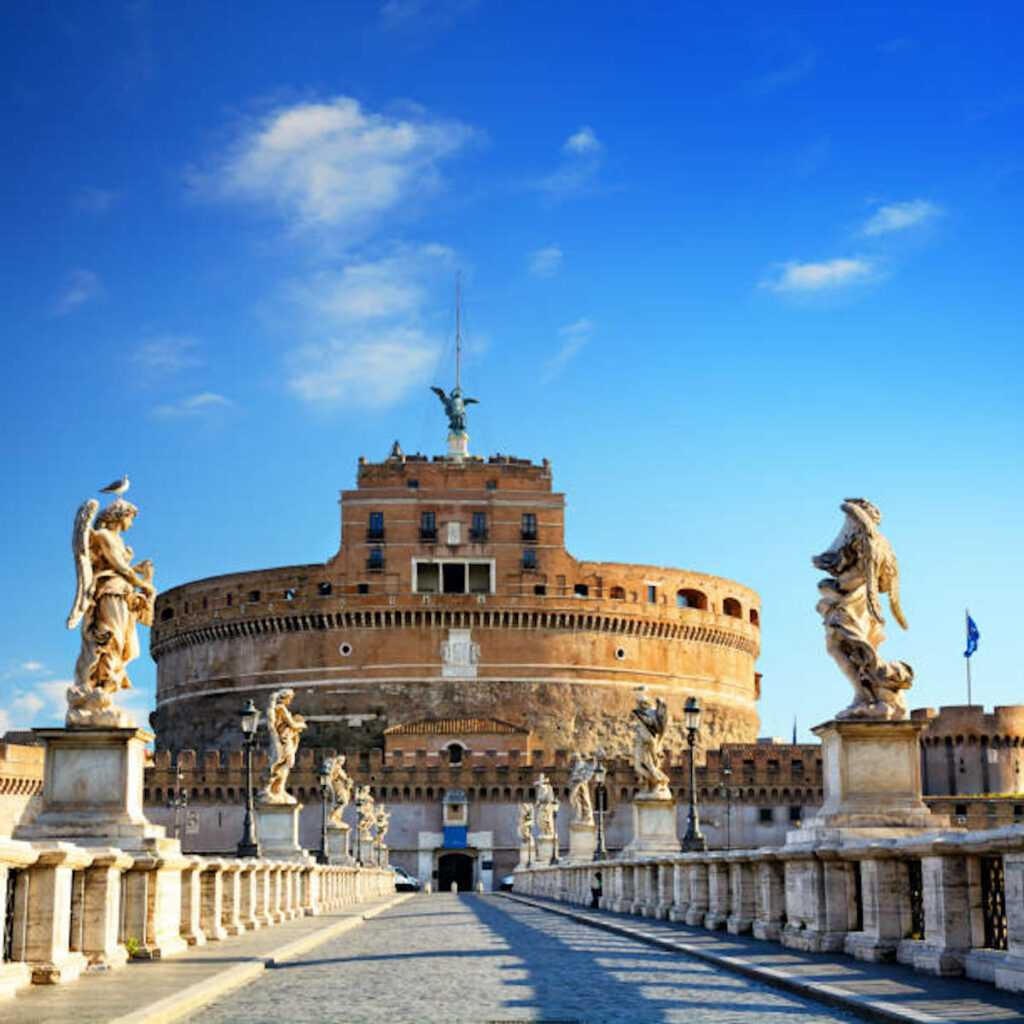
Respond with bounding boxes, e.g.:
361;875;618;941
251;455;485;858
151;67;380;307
1;2;1021;746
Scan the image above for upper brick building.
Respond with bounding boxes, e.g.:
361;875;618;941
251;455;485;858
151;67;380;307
149;436;762;759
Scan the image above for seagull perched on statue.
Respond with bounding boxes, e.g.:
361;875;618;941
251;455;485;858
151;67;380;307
99;474;130;496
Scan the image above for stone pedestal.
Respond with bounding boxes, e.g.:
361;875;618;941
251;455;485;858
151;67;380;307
792;719;949;843
517;841;535;869
447;431;468;459
16;728;165;849
326;824;353;865
535;835;555;864
621;794;679;857
255;801;308;860
567;823;597;863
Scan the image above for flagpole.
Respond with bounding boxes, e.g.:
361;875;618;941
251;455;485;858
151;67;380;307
965;608;972;706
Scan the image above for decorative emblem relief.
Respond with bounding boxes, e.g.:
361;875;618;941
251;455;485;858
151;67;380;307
440;628;480;678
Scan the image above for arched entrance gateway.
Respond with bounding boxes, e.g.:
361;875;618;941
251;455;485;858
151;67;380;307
437;852;474;892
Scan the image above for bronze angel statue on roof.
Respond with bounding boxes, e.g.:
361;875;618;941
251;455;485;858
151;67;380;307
66;495;156;727
431;385;478;435
813;498;913;721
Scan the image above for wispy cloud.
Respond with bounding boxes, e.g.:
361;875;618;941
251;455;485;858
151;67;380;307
20;661;45;672
197;95;474;233
74;187;119;213
380;0;477;28
54;269;103;315
285;244;453;409
4;678;72;731
747;50;817;93
761;258;876;294
533;127;604;200
152;392;233;419
860;199;943;236
131;335;202;378
542;317;592;383
528;246;563;277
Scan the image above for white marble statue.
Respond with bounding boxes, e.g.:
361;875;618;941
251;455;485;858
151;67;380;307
324;754;353;829
631;693;671;797
517;802;535;845
258;688;306;803
534;772;559;838
355;785;376;839
66;496;156;728
568;751;597;825
374;805;390;844
813;498;912;721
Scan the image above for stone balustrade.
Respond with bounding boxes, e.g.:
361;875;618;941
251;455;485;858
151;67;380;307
513;824;1024;994
0;837;394;999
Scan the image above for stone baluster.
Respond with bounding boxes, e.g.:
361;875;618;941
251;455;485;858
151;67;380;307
10;842;91;984
995;851;1024;993
0;838;38;998
179;856;206;946
727;855;756;935
844;850;911;962
199;859;228;942
782;849;825;950
752;856;786;941
254;862;273;928
668;859;691;923
221;861;244;935
78;848;134;967
705;856;731;930
685;861;709;926
237;860;260;932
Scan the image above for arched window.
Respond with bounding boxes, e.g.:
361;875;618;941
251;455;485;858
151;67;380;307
723;597;742;618
445;742;466;766
749;608;760;625
676;589;708;610
609;586;626;600
160;606;175;621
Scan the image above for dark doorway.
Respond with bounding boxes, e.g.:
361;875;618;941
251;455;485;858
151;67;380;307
442;563;466;594
437;853;474;892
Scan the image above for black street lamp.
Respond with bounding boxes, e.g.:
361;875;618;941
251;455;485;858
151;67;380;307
354;792;363;866
718;758;736;851
681;696;707;852
237;699;261;858
317;762;331;865
592;762;607;862
549;801;560;866
166;769;187;843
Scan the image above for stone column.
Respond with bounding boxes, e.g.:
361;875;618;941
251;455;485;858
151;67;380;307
654;860;674;919
630;863;648;915
913;851;970;975
199;859;228;942
844;853;909;962
10;842;91;984
995;851;1024;993
685;861;709;926
269;864;285;924
0;838;38;999
726;857;756;935
179;857;206;946
237;861;260;932
781;850;826;951
79;848;134;967
668;860;691;923
254;863;273;928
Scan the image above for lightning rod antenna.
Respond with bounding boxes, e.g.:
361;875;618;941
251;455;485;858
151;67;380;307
455;269;462;390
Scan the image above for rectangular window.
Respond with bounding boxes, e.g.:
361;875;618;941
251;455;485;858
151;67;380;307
468;563;490;593
522;513;537;541
407;479;419;490
759;808;774;824
573;583;589;597
534;584;547;596
367;547;384;570
357;582;370;595
647;585;657;603
523;548;537;570
415;563;440;593
471;512;487;541
318;582;332;596
789;805;802;822
442;563;466;594
368;512;384;540
420;511;437;540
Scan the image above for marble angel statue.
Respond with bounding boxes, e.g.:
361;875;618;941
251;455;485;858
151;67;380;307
324;754;354;829
534;772;559;838
813;498;913;720
355;785;376;839
568;752;597;825
258;688;306;803
517;802;535;845
632;692;671;796
374;805;390;845
66;496;156;727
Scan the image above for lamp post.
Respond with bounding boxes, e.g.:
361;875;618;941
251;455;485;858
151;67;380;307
166;769;187;843
681;696;707;852
237;699;261;858
592;762;607;862
718;758;734;851
354;791;363;866
549;801;560;866
317;762;330;865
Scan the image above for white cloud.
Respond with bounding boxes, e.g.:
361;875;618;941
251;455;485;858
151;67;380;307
74;187;119;213
54;269;103;315
747;50;817;93
762;258;876;293
152;392;233;418
860;199;943;236
3;678;72;731
131;335;202;377
11;692;44;716
199;95;473;231
20;661;45;672
563;126;601;156
290;329;440;408
528;246;563;277
542;317;592;383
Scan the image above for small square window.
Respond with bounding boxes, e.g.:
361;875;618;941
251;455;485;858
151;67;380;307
407;479;419;490
357;583;370;595
759;808;774;824
486;480;497;490
318;582;333;596
789;805;802;822
534;584;547;596
954;803;968;817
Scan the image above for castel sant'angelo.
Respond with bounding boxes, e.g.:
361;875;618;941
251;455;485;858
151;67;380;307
149;390;762;763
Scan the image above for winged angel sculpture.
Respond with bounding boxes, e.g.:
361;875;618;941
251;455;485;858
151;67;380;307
813;498;913;720
66;497;156;727
259;688;307;803
631;693;671;797
431;385;478;435
324;754;354;829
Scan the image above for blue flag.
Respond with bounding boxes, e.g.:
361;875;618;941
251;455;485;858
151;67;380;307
964;615;980;658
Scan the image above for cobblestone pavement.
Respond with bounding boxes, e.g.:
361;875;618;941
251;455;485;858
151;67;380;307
190;894;863;1024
